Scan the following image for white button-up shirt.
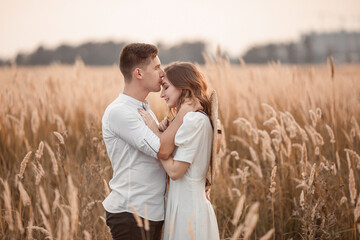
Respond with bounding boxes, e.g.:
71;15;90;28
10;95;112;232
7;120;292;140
102;93;167;221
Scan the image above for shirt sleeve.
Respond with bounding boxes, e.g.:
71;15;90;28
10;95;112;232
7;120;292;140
108;106;160;158
173;112;205;164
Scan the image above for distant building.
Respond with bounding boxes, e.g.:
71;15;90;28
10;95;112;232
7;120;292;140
243;31;360;64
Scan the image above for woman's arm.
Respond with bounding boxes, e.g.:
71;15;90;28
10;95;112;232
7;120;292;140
160;156;190;180
157;109;187;159
157;99;202;159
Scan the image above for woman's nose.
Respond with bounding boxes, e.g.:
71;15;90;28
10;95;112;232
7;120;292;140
160;89;165;98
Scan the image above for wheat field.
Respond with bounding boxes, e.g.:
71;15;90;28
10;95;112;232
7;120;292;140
0;57;360;239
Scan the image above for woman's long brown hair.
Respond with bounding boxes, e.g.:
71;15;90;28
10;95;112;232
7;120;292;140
164;62;211;118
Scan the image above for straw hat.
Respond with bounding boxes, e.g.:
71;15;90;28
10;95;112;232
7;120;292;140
208;90;221;186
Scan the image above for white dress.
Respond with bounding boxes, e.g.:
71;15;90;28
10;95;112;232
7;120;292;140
162;112;220;240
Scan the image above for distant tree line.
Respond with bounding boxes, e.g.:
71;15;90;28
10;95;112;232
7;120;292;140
14;41;124;66
2;41;206;66
0;31;358;66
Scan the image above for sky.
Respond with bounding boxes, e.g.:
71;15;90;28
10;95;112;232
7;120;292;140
1;0;360;59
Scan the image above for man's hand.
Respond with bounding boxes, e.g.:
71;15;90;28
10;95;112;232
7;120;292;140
138;109;161;137
159;117;170;132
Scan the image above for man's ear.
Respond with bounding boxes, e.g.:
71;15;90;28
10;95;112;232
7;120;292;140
133;67;142;80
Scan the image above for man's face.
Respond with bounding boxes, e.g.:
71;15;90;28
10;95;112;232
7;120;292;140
141;56;165;93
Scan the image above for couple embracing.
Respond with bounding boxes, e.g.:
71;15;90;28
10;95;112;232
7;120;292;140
102;43;220;240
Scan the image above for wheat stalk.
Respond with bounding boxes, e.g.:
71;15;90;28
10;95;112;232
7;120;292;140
18;151;32;179
56;219;62;240
308;163;316;187
103;178;110;196
315;108;322;119
31;162;45;185
39;186;50;216
18;180;31;206
262;103;277;118
354;193;360;226
325;124;336;143
38;205;53;239
53;131;65;144
30;109;40;134
249;147;258;162
59;206;70;240
259;228;275;240
129;205;146;240
231;224;244;240
1;178;14;231
336;151;341;171
269;166;277;194
251;128;259;144
144;204;150;232
83;230;92;240
300;190;305;210
243;159;263;179
83;200;102;217
52;189;60;214
345;149;360;170
232;195;246;226
67;175;79;237
129;205;143;227
232;188;241;197
243;202;259;240
35;141;44;160
309;110;317;127
27;226;53;240
16;210;24;234
349;168;357;205
26;211;34;240
44;142;58;175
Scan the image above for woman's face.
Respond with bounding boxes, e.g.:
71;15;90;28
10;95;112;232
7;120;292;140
160;77;182;108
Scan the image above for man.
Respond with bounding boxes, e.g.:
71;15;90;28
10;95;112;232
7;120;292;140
102;43;193;240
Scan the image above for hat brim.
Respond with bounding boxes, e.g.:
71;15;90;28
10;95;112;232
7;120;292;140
209;90;219;185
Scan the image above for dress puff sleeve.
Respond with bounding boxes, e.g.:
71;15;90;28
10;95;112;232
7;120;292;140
173;112;205;164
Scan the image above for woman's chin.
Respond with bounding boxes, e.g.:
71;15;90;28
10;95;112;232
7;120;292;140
166;103;175;108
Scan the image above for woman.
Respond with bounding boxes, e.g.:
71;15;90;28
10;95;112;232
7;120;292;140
139;62;220;240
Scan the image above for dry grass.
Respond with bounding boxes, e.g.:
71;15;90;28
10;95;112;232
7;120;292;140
0;57;359;239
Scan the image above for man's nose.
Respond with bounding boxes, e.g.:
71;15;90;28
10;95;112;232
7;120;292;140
160;68;165;77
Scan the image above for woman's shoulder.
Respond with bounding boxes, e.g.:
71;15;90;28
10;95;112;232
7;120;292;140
175;111;212;146
183;111;211;128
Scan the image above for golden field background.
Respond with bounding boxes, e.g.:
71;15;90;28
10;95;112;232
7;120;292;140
0;57;360;239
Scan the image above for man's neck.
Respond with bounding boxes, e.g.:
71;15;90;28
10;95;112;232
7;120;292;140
123;84;149;103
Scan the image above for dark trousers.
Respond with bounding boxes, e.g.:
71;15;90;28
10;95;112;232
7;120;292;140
106;211;164;240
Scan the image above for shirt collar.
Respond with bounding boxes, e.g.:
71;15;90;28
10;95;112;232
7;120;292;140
119;93;149;110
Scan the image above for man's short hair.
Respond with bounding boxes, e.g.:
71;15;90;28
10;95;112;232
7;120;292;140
119;43;158;82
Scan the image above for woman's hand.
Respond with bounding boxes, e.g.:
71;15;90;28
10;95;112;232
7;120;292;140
159;116;170;132
138;109;161;137
178;98;203;115
205;178;211;201
205;185;211;201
